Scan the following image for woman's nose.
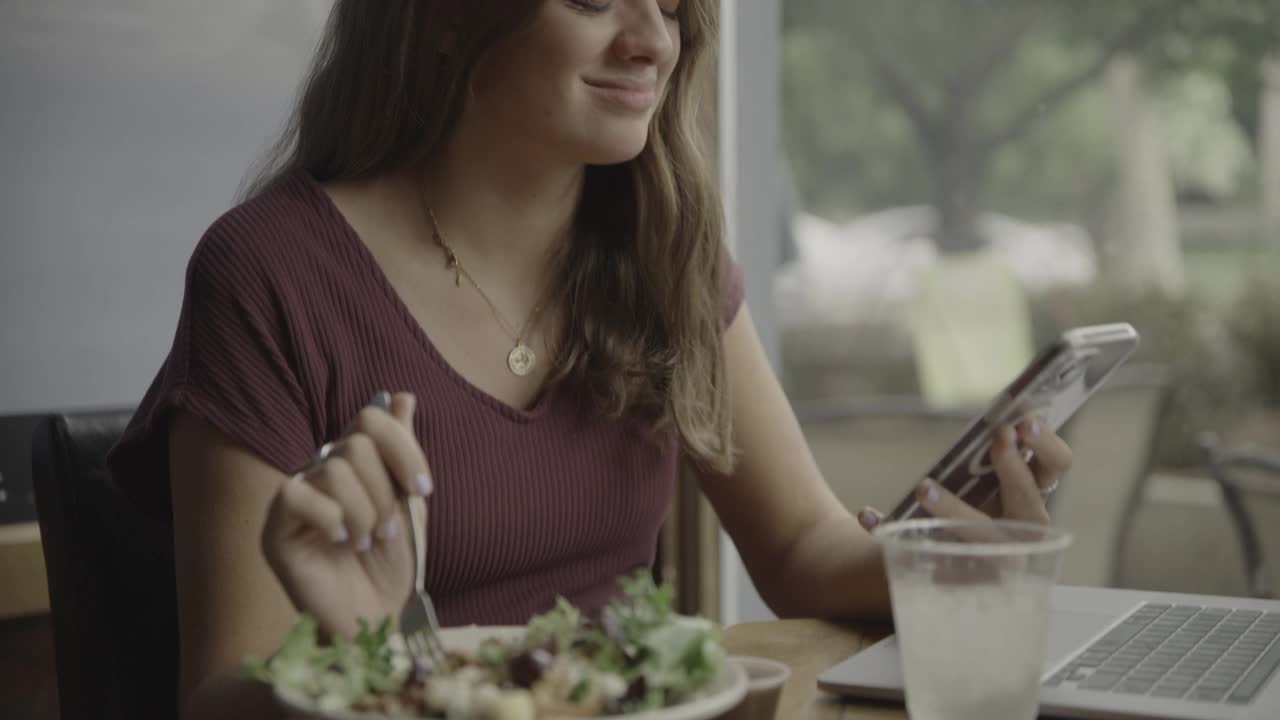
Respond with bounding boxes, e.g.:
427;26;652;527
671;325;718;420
612;1;676;67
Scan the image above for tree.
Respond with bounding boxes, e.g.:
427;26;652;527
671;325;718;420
782;0;1280;252
1263;54;1280;243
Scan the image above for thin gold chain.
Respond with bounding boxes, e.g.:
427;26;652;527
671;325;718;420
420;194;545;346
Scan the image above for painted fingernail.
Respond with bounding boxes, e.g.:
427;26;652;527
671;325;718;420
415;472;434;496
917;478;940;504
378;517;399;541
1027;417;1041;437
368;391;391;411
858;509;880;529
357;534;373;552
332;526;350;544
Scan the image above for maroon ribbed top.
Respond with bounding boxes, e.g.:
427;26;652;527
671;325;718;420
108;171;744;625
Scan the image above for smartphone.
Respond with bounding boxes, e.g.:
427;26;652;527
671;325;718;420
885;322;1141;521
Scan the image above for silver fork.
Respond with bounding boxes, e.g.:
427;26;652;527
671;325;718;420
399;495;449;669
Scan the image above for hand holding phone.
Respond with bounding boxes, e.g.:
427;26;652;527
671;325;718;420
881;323;1140;523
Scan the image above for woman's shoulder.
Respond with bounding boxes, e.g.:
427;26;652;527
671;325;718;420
196;170;329;259
187;170;351;291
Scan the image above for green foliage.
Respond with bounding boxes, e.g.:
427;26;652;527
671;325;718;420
781;0;1278;225
781;25;926;216
1225;268;1280;406
1142;0;1280;138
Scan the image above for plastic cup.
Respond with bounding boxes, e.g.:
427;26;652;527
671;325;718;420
874;518;1073;720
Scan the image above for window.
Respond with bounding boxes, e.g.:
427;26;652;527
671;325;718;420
778;0;1280;596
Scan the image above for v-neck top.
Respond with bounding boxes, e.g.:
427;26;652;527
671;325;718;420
107;170;745;625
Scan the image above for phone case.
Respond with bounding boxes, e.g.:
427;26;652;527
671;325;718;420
886;323;1141;521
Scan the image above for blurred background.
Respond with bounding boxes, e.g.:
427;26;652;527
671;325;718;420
772;0;1280;611
4;1;1280;717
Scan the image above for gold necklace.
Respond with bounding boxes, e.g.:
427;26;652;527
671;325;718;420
421;196;545;377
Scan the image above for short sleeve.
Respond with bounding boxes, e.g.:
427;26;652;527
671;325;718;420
719;241;746;328
117;219;320;479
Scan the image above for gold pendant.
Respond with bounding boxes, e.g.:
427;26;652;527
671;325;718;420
508;343;536;376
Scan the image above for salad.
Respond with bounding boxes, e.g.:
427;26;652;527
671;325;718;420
245;571;726;719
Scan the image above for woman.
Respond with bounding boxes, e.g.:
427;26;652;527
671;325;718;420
107;1;1071;718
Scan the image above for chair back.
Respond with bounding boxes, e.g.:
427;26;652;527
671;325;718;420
32;410;178;720
1200;432;1280;599
1053;365;1170;587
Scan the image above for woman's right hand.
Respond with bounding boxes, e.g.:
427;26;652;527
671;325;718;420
261;391;433;640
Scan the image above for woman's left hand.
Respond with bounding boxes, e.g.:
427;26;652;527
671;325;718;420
857;416;1072;530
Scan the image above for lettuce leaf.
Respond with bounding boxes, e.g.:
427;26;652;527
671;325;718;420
243;614;409;709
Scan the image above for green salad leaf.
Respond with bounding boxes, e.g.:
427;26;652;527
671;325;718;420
525;596;582;654
593;570;724;709
243;614;409;711
245;571;723;715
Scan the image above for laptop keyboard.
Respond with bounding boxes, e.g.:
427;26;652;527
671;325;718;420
1045;603;1280;704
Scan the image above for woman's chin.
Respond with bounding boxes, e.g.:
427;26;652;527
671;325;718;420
575;134;651;166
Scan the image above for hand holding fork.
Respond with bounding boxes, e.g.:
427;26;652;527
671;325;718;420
263;391;440;648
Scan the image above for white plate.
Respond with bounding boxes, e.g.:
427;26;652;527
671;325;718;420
275;625;748;720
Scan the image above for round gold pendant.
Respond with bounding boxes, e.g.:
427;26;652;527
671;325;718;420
508;343;536;376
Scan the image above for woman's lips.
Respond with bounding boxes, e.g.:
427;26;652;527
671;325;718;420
584;78;657;112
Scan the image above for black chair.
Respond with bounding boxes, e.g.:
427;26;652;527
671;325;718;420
1199;432;1280;600
31;410;179;720
0;413;46;524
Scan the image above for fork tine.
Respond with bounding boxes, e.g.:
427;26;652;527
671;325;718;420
408;627;446;668
407;632;424;660
422;626;446;664
401;496;451;669
428;632;448;665
422;630;442;666
424;604;446;654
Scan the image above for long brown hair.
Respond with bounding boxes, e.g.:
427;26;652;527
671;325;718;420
247;0;734;473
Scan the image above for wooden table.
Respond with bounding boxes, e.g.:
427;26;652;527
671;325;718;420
721;619;905;720
0;522;49;619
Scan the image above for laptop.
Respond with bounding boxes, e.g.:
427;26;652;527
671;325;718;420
818;585;1280;719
